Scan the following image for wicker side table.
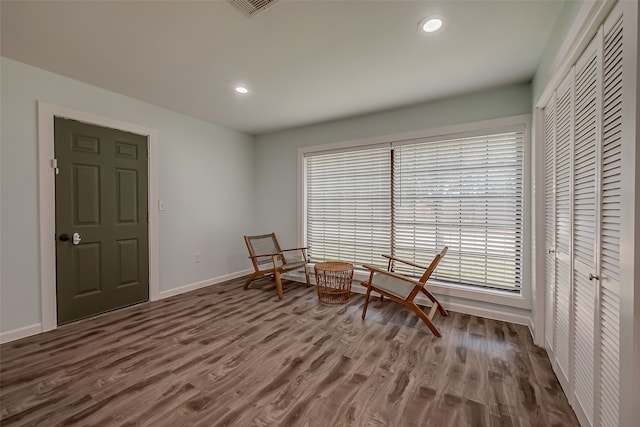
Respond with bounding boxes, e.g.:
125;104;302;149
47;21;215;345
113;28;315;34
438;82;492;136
314;261;354;304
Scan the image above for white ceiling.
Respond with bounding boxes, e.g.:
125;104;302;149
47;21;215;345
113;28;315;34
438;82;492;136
1;0;564;135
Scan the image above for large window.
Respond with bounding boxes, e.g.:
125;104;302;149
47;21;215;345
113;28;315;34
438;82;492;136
304;124;525;293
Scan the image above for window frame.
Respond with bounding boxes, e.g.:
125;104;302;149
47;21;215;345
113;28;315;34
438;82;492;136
298;115;531;309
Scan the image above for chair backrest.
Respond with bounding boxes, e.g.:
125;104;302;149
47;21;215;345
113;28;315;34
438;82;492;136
244;233;284;270
418;246;448;283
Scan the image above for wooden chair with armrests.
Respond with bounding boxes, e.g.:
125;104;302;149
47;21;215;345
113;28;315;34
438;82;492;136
360;247;448;337
243;233;311;299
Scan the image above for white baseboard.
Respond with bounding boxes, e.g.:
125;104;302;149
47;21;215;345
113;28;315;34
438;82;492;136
0;323;42;344
158;268;253;299
528;317;536;342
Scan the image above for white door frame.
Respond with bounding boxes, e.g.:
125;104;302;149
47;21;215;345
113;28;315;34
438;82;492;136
38;102;160;332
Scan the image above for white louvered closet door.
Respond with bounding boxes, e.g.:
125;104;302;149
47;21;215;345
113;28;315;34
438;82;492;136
598;8;623;427
553;70;574;388
572;33;600;426
541;3;628;426
543;97;556;354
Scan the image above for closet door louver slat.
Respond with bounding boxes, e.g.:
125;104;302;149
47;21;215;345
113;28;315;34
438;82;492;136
572;36;600;425
598;12;623;427
544;99;556;353
553;71;574;385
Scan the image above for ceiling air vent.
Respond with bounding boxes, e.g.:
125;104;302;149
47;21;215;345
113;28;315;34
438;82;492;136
231;0;279;16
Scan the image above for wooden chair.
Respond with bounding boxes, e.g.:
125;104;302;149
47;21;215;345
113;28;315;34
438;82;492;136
243;233;311;299
360;247;448;337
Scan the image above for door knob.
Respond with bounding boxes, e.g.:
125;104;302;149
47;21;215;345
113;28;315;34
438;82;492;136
589;273;600;281
59;234;70;241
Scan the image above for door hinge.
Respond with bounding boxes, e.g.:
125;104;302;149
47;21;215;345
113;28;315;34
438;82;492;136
51;158;59;175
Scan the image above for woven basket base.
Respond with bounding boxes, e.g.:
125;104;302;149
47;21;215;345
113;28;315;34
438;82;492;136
316;286;351;305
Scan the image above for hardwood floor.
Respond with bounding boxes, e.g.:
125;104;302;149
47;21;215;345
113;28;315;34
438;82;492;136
0;277;579;426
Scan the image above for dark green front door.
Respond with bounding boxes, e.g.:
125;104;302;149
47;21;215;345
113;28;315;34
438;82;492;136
55;118;149;324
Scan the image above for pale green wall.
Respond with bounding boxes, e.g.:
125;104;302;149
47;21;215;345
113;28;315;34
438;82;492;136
533;0;585;104
254;83;532;246
0;57;255;334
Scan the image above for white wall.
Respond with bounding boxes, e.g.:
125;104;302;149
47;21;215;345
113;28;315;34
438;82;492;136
0;57;255;335
254;83;532;246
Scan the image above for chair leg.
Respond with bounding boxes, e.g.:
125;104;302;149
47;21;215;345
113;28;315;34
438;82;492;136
304;265;311;287
244;272;260;289
427;303;439;320
362;285;372;319
274;271;284;299
420;287;448;316
411;303;442;337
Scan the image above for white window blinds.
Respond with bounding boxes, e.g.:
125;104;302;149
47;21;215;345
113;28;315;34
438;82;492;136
304;128;525;292
393;132;524;290
305;147;391;266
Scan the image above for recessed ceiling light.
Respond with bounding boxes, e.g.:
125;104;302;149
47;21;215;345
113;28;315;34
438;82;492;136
235;86;249;94
421;17;443;33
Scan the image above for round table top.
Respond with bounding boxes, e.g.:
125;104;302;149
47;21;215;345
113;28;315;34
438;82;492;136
314;261;354;272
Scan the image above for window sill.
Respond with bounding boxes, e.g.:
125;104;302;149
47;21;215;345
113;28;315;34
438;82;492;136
424;279;529;309
301;264;530;310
